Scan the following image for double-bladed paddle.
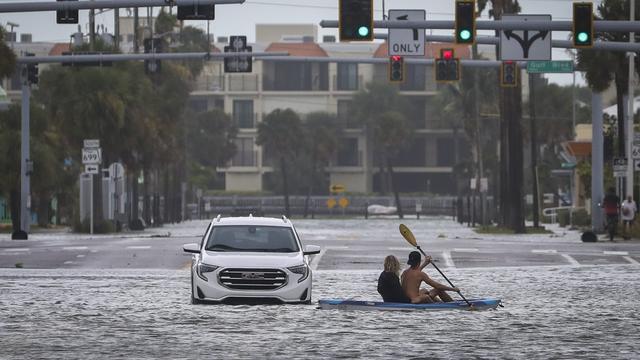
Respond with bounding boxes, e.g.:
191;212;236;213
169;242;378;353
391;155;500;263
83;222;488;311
399;223;473;308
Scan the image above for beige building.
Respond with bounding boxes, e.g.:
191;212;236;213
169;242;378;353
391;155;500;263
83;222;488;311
190;25;472;194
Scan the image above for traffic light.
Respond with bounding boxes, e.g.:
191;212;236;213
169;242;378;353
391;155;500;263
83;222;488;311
389;56;404;82
178;4;215;20
573;2;594;48
224;36;253;73
23;53;38;85
56;0;78;24
435;49;460;82
339;0;373;42
500;61;518;87
144;38;163;74
455;0;476;44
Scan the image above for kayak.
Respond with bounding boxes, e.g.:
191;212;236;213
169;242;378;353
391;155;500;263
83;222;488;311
318;298;502;311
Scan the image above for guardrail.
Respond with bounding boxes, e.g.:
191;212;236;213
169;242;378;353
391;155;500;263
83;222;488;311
542;206;585;225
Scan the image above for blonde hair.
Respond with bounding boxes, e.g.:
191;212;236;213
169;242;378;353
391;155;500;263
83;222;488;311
383;255;401;275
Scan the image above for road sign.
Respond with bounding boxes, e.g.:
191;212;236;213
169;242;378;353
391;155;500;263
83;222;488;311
613;157;628;177
85;164;99;174
224;36;252;73
82;148;102;164
388;10;425;56
108;162;125;179
527;60;574;73
330;184;346;193
327;198;337;209
633;145;640;160
83;139;100;148
338;197;349;208
500;15;552;61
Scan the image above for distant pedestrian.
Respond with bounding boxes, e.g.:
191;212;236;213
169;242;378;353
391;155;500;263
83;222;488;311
621;195;636;240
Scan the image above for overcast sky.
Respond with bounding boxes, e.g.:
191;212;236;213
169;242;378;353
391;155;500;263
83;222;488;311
1;0;609;85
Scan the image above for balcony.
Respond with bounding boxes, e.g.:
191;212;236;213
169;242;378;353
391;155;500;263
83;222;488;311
193;75;225;92
228;74;259;92
233;113;258;129
333;75;364;92
229;150;258;167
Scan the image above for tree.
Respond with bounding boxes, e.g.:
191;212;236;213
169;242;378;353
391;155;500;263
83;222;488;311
0;26;16;79
577;0;640;158
186;109;237;189
302;112;341;217
375;111;411;218
257;109;304;217
352;82;407;195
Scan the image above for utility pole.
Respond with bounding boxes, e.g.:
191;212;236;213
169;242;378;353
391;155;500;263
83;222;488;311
592;92;604;232
89;0;95;51
529;73;540;228
626;0;636;200
114;8;120;50
133;7;139;53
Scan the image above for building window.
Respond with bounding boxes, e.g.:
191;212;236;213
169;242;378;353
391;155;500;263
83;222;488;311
337;63;358;91
436;138;455;166
337;100;359;129
336;138;360;166
232;138;256;166
264;62;328;91
189;99;208;113
233;100;254;128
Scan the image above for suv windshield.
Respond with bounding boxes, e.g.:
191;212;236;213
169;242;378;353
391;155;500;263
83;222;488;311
205;226;299;253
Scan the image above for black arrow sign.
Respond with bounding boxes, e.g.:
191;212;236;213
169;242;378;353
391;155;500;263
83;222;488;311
396;14;418;41
504;30;549;59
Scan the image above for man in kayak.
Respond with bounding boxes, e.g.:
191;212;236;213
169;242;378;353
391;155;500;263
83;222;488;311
377;255;411;303
401;251;459;303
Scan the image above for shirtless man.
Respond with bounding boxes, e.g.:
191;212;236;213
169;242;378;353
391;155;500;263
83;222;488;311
401;251;460;304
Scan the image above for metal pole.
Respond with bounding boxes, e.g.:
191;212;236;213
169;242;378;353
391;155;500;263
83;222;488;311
592;92;604;233
626;0;636;201
89;5;95;51
20;77;31;235
90;175;94;234
114;8;120;49
529;73;540;228
133;7;139;54
0;0;243;12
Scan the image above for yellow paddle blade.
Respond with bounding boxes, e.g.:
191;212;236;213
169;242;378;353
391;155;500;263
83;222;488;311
399;224;417;247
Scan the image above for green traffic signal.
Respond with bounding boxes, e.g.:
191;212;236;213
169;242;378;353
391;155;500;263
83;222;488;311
576;32;589;43
459;30;472;41
358;26;370;37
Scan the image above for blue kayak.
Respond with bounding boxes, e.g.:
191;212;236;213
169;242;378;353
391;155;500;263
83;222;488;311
318;298;502;311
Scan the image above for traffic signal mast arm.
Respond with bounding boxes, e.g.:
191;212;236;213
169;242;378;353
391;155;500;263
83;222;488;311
0;0;243;13
321;19;640;33
16;52;289;65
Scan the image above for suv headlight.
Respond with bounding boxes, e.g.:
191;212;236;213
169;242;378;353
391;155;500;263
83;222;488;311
287;264;309;283
196;262;219;282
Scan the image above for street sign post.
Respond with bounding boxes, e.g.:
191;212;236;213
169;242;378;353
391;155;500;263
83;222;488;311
527;60;574;73
82;139;101;235
388;10;425;57
500;15;552;61
613;157;628;177
82;148;102;164
85;164;99;174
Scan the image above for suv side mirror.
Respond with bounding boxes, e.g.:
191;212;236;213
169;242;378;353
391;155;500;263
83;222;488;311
183;243;200;254
303;245;321;255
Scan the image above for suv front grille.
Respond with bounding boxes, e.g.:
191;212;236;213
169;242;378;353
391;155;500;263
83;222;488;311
218;268;288;290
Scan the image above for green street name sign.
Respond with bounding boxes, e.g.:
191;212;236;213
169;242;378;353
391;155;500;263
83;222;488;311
527;60;574;73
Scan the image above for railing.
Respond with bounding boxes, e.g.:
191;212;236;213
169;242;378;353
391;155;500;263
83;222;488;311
543;206;585;224
228;74;259;92
332;75;364;91
229;150;258;167
233;112;258;129
193;75;225;92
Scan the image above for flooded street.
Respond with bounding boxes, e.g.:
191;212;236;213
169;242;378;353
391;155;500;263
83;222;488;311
1;218;639;359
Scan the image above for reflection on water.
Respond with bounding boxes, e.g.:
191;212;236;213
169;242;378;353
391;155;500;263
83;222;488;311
1;265;638;359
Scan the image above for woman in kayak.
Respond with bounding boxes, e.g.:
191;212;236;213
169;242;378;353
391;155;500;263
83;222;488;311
377;255;411;303
401;251;459;304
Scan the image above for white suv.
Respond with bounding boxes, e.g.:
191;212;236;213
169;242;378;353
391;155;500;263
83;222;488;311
183;215;320;304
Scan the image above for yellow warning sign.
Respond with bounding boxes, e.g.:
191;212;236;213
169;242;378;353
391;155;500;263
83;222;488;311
330;184;346;193
338;197;349;208
327;198;337;209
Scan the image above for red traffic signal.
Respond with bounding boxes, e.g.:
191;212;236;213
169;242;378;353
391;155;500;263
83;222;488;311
389;56;404;82
441;49;454;60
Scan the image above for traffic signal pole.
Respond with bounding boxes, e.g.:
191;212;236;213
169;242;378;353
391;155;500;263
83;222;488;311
14;71;31;239
626;0;636;202
0;0;242;13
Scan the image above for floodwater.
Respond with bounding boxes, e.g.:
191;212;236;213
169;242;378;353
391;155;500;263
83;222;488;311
1;265;638;359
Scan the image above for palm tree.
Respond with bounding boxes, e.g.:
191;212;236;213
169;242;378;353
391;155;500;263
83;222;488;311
375;111;411;218
257;109;304;217
577;0;640;158
302;112;341;217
